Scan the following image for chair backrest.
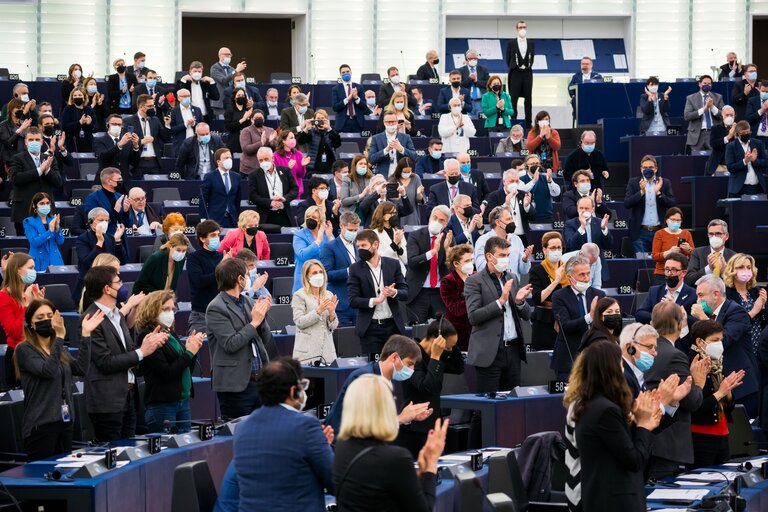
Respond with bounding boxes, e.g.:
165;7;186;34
266;303;293;332
123;282;135;297
334;326;362;357
269;243;295;264
174;71;185;83
270;72;292;82
487;493;520;512
1;247;26;259
185;213;200;227
170;460;218;512
78;162;100;180
729;404;758;457
455;471;486;512
270;276;294;304
477;161;502;173
360;73;382;84
153;188;182;203
635;268;655;293
44;284;78;312
137;245;155;263
487;450;529;511
338;141;361;154
520;351;555;386
620;236;634;258
0;68;9;79
70;188;93;202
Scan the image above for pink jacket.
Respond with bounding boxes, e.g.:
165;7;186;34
218;228;270;260
273;150;306;196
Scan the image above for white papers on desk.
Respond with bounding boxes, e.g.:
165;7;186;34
467;39;503;60
646;488;711;501
531;55;548;71
56;454;103;464
677;471;741;482
561;40;595;60
614;54;628;70
55;460;130;469
673;480;709;486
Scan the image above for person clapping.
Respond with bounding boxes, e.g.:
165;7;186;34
291;260;339;365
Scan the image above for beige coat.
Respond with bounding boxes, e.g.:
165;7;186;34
291;288;339;364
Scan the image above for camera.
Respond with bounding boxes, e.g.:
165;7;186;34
313;119;324;128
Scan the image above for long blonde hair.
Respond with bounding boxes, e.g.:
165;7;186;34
387;91;412;118
79;253;121;312
338;374;399;442
301;259;328;298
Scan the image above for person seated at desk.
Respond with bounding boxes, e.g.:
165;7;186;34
437;98;476;155
706;105;737;175
562;130;609;190
296;176;341;234
414;139;445;177
73;207;128;302
16;299;104;461
567;57;603;121
131;234;189;295
725;120;768;197
120;186;164;236
234;358;335;511
292;206;334;293
651;207;694;284
411;85;434;117
23;192;64;271
291;259;339;365
219;210;269;260
623;154;676;256
169;88;202;152
136;290;203;433
495;124;525;155
561;169;611;220
639;76;671;135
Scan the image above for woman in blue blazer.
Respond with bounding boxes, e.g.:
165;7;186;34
23;192;64;271
292;205;334;293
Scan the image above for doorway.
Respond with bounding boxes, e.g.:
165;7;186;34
753;17;768;73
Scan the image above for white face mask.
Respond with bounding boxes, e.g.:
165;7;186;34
222;158;233;171
518;28;527;38
20;94;30;103
468;59;478;67
389;75;401;85
191;71;202;81
158;310;175;328
709;236;725;249
547;250;562;263
510;137;522;144
460;262;474;275
308;273;325;288
705;341;724;360
73;70;82;79
171;250;186;262
108;125;122;138
507;183;518;194
317;189;329;200
538;119;550;128
428;221;444;236
581;211;592;220
260;160;273;172
572;280;590;293
724;116;735;126
385;124;397;134
95;220;109;234
647;85;658;94
494;256;510;273
451;106;462;115
401;171;412;179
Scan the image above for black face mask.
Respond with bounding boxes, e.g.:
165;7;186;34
14;109;24;121
34;319;55;338
358;248;373;262
505;222;516;234
306;218;319;230
602;314;623;331
116;65;126;74
43;125;55;137
447;175;460;185
529;165;540;174
739;133;751;143
145;108;156;117
236;96;247;106
245;226;259;236
462;206;474;218
665;275;680;289
433;58;440;65
491;84;501;92
450;81;461;88
388;214;399;228
73;97;84;106
253;118;264;128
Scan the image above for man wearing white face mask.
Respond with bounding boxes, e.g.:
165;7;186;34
176;60;219;123
474;206;533;278
482;169;535;239
685;219;736;286
210;46;247;117
321;212;361;327
368;112;417;177
563;197;612;269
437;98;476;154
459;49;490;115
505;20;535;127
247;146;300;227
706;105;737;175
200;148;241;228
378;66;416;110
94;114;140;181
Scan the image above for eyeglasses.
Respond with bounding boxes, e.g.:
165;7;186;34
663;267;683;274
707;232;725;238
634;341;657;353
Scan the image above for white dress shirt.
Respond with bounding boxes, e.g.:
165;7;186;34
473;230;530;278
180;105;195;138
264;168;284;208
95;301;143;384
366;259;394;319
190;81;206;116
740;140;759;185
139;115;156;158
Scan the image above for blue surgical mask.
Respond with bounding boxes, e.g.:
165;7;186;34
343;229;356;242
577;182;591;194
298;106;308;115
27;141;42;154
222;57;232;66
181;98;191;107
460;163;471;174
267;100;277;107
235;81;246;89
635;350;655;372
356;166;367;176
761;92;768;102
199;134;211;145
37;204;51;216
667;220;681;231
392;360;414;381
366;98;376;107
147;79;157;89
341;73;352;82
21;269;37;285
207;238;221;251
86;85;98;95
582;144;595;153
431;151;442;160
749;71;758;82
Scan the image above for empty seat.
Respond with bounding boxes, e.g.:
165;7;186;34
163;143;177;158
45;284;77;312
338;141;361;155
185;213;200;227
0;218;17;237
477;161;502;173
70;188;93;203
1;247;27;258
170;460;218;512
635;268;655;293
487;450;568;511
136;245;155;263
270;276;294;304
270;72;292;82
334;327;362;357
455;471;486;512
78;162;100;180
729;404;758;457
486;493;518;512
361;73;382;83
153;188;181;203
269;243;294;264
265;303;293;333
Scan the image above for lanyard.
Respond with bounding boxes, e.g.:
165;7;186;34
265;171;279;197
368;264;383;295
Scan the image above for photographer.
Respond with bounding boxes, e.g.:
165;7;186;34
297;109;341;176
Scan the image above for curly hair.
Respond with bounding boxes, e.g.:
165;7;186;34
134;290;176;331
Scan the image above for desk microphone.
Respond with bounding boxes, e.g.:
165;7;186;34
555;313;576;365
162;418;215;435
298;355;332;367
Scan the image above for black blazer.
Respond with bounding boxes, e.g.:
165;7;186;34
405;226;450;304
425;181;479;212
505;39;535;71
106;73;138;113
122;114;171;168
138;328;196;405
482;189;537;231
377;83;417;110
732;78;760;121
93;133;140;182
82;303;140;414
73;229;128;300
684;246;736;287
528;263;562;326
347;256;409;338
247;166;300;224
0;119;24;171
173;134;225;179
415;63;440;81
639;94;670;134
459;64;490;96
551;286;606;376
706;124;731;175
175;79;220;123
464;171;490;203
8;151;63;222
560;189;611;220
622;176;676;241
131;83;168;114
359;193;414;227
575;394;654;512
279;106;316;134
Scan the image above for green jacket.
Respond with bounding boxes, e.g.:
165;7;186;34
132;249;184;295
481;91;513;129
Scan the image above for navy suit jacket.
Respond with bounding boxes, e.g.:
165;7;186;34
426;181;479;211
447;214;481;246
567;71;603;105
332;83;369;131
716;299;760;398
635;282;697;325
83;188;125;235
745;95;766;136
414;154;444;177
320;237;357;314
622;177;676;241
347;257;409;338
367;132;418;177
725;138;768;194
459;65;490;97
200;170;241;228
436;87;472;114
233;405;334;511
169;105;203;150
563;217;613;253
551;286;606;376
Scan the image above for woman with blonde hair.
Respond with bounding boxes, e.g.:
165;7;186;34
292;205;334;293
369;201;407;275
340;154;374;215
333;374;448;511
723;252;766;357
219;210;270;259
82;75;109;130
136;290;204;433
79;253;145;330
291;259;339;364
131;233;190;295
379;91;415;135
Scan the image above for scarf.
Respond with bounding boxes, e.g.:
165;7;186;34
691;344;725;409
541;258;569;288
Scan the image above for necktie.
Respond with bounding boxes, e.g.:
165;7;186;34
114;138;119;145
137;212;144;226
223;171;231;193
149;88;154;95
761;113;767;132
577;293;586;317
713;252;721;277
347;84;354;117
586;222;592;243
429;236;438;287
34;156;40;168
450;186;457;200
704;95;712;129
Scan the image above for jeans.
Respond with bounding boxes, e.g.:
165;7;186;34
470;100;483;115
145;399;191;433
632;229;656;256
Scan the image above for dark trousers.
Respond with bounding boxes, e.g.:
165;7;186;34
24;421;74;461
730;183;765;198
133;158;161;180
469;344;522;448
88;388;137;442
507;70;533;126
397;427;428;460
4;346;18;389
217;380;261;421
337;116;362;134
691;432;730;468
13;223;24;237
360;318;399;357
408;288;445;324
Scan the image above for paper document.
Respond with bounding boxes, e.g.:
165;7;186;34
647;488;711;501
452;53;466;69
467;39;503;60
561;40;595;60
531;55;548;71
677;471;740;482
613;54;628;69
55;454;103;463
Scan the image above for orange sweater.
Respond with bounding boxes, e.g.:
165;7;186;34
652;229;694;275
526;129;561;171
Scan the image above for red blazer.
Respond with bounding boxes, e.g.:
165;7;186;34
0;291;25;348
439;271;471;351
218;228;270;260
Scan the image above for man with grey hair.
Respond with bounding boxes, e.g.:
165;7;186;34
474;205;533;278
247;146;299;227
426;158;479;211
210;46;248;116
692;274;759;416
416;49;440;81
448;193;485;246
176;60;219;123
280;93;315;134
561;242;603;289
358;173;413;224
256;88;286;117
551;255;606;379
561;129;610;189
73;206;127;300
482;168;536;236
320;211;362;326
495;124;525;154
83;167;130;236
174;122;225;179
706;105;736;175
405;205;453;323
685;219;736;286
564;196;612;285
121;187;163;235
459;49;489;114
1;83;37;122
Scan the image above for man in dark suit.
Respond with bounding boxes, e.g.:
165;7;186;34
169;88;203;151
623;155;676;255
332;64;369;133
358;174;414;226
561;170;611;220
645;301;704;478
406;206;452;324
567;57;603;123
347;229;409;356
201;148;240;229
561;130;610;189
367;112;418;177
414;139;444;177
124;51;146;81
564;196;612;253
320;212;361;327
448;194;485;247
248;147;300;227
436;70;472;114
410;86;434;117
745;80;768;144
706;106;736;175
457;152;490;203
210;47;248;116
683;75;724;152
506;20;535;127
639;77;671;135
38;113;73;171
255;87;288;118
459;49;490;115
83;167;129;236
426;158;479;211
173;123;225;179
636;254;697;343
415;50;441;81
692;274;760;417
83;265;166;441
131;69;169;115
725;120;767;197
377;66;417;110
94;114;140;184
731;64;759;121
233;358;334;511
8;127;63;235
719;52;743;81
206;258;278;419
279;93;315;135
122;94;171;178
551;256;606;379
685;219;736;287
120;186;164;236
175;60;220;124
482;169;536;229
